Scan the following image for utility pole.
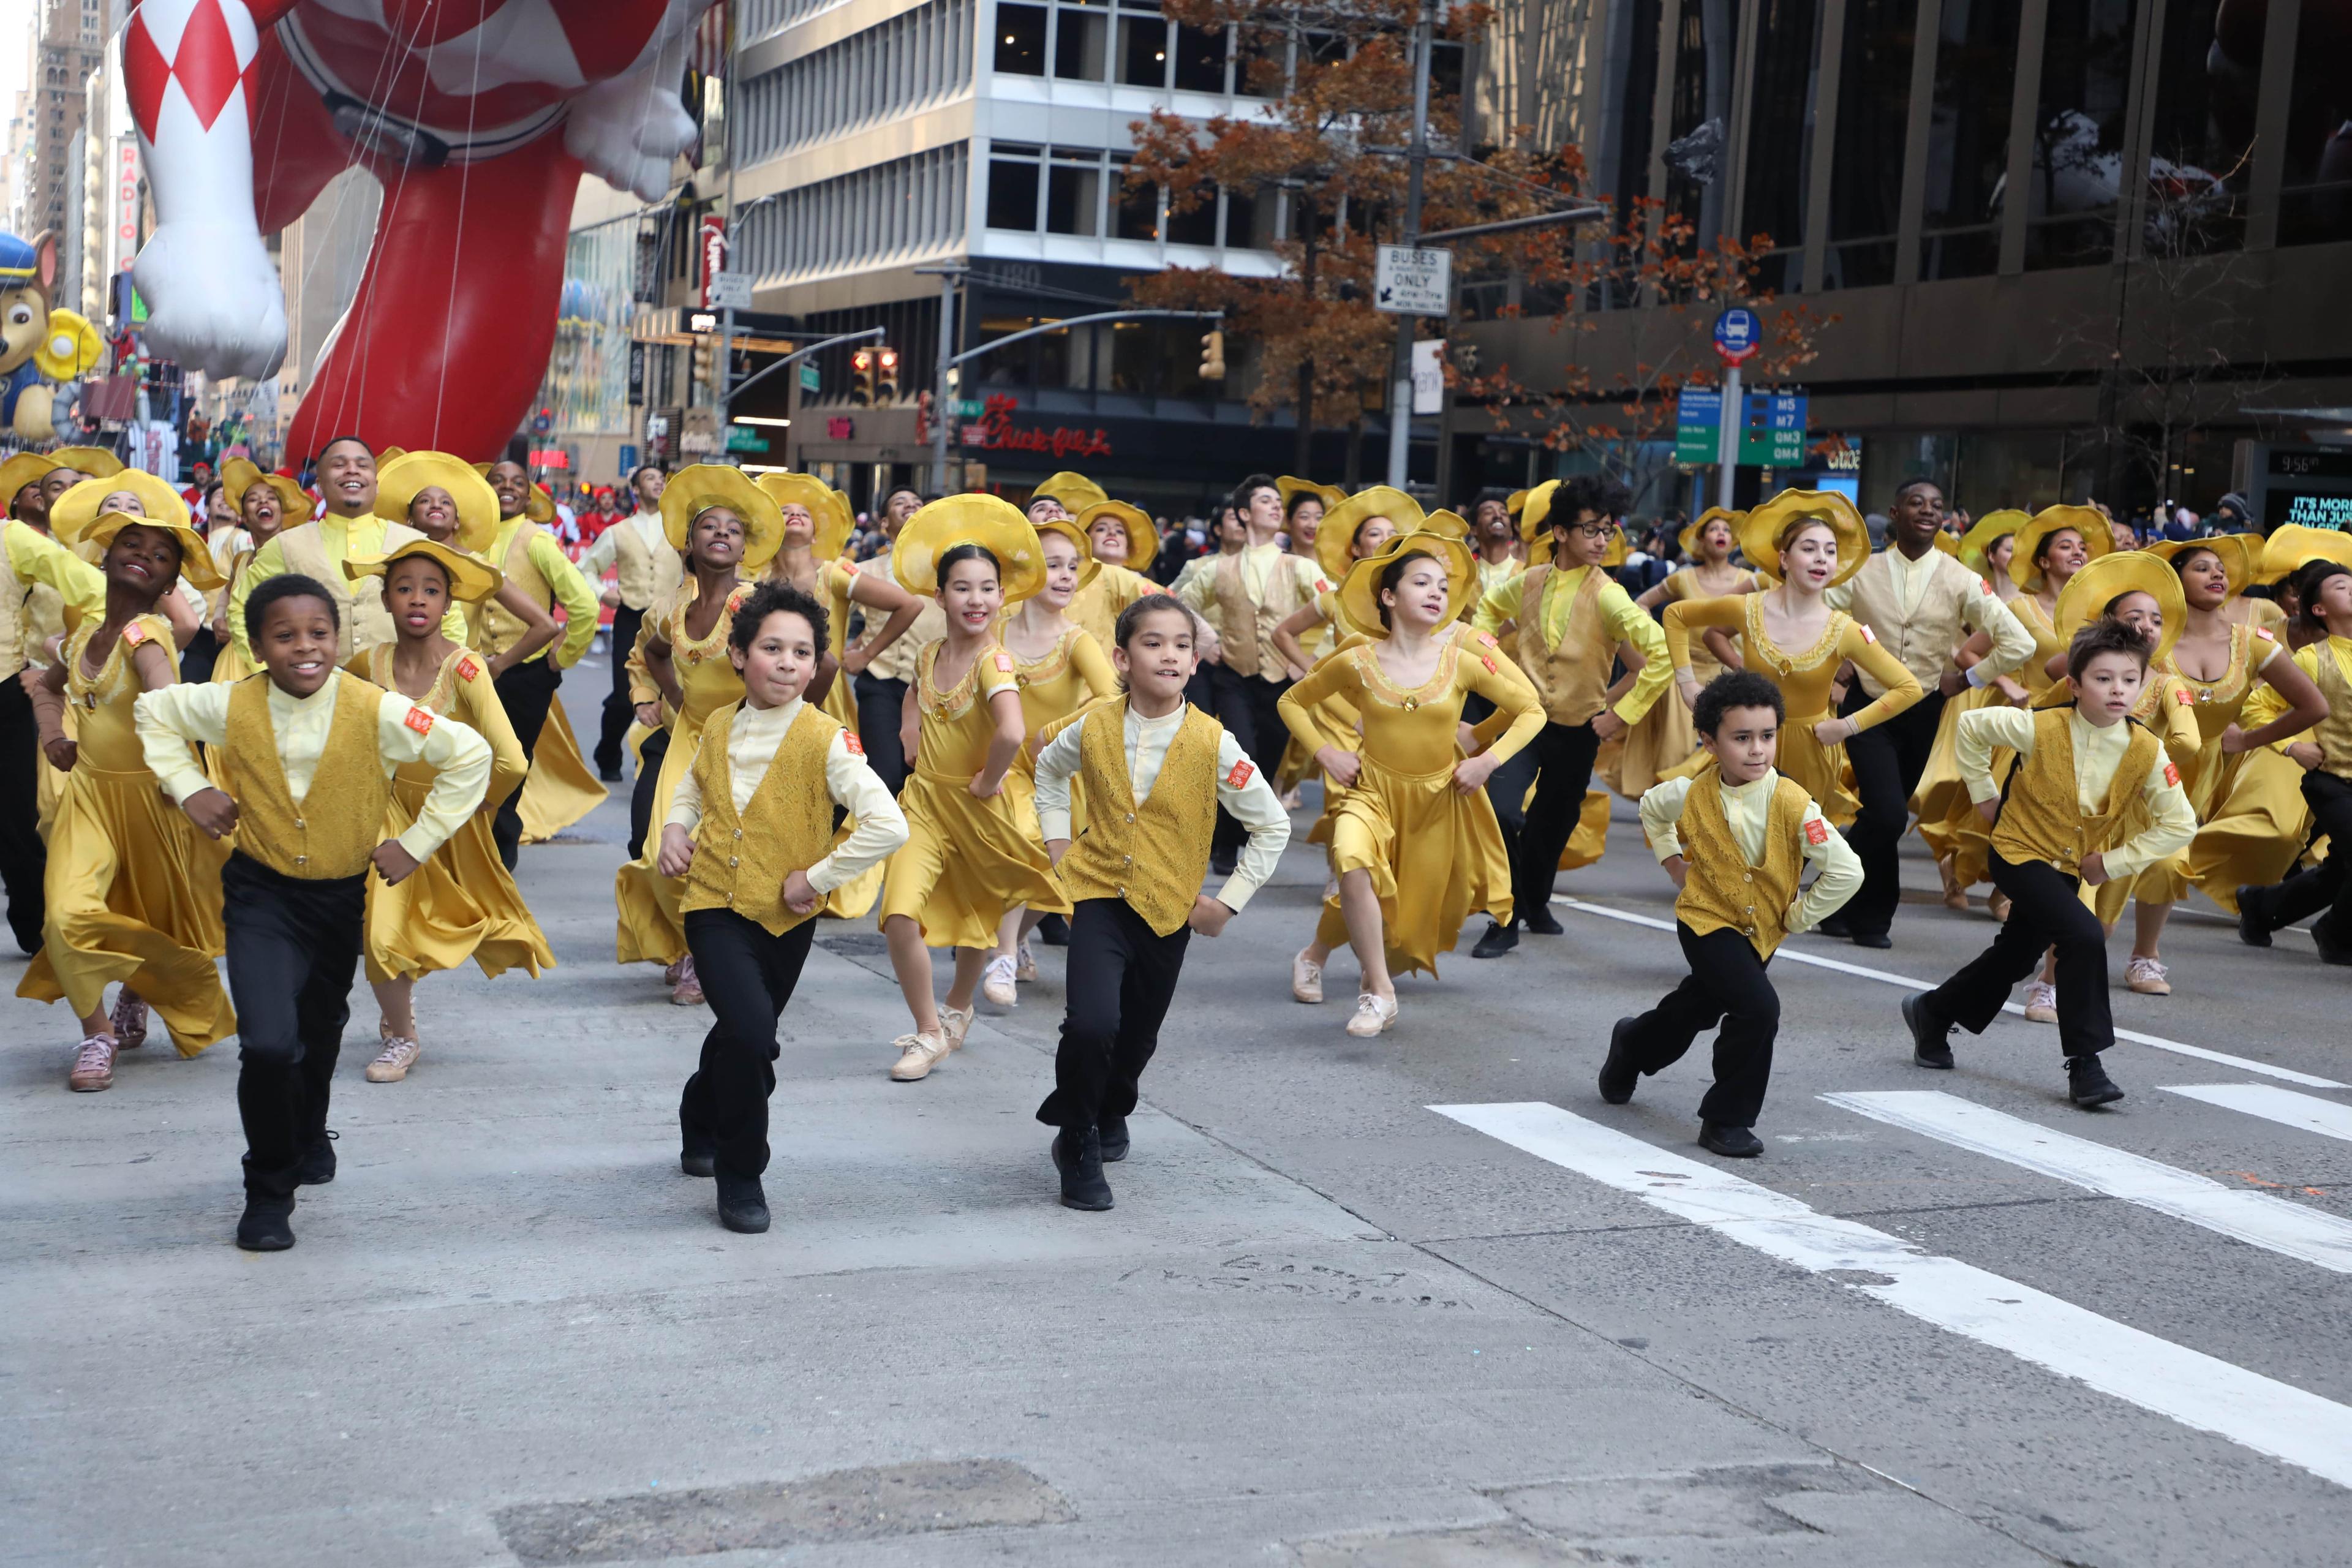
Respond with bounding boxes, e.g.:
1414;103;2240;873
1383;0;1434;489
1717;361;1741;512
714;16;738;450
918;263;967;494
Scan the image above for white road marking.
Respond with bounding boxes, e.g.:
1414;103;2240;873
1554;896;2347;1090
1822;1090;2352;1274
1430;1100;2352;1490
2162;1084;2352;1145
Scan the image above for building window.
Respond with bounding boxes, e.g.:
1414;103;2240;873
2277;5;2348;243
1171;22;1227;92
1113;154;1161;238
737;0;974;165
1118;9;1170;87
1608;0;1665;271
2143;0;2256;255
989;143;1045;228
1824;0;1915;288
1046;150;1102;235
2025;0;2136;271
1918;0;2019;280
1056;0;1110;78
997;4;1048;74
984;143;1267;250
1738;0;1817;293
736;145;967;282
1663;0;1741;242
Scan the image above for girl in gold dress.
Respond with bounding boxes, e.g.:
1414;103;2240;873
1279;477;1342;567
614;468;785;1002
20;508;234;1091
1616;508;1757;797
1664;495;1923;826
982;517;1118;1006
878;500;1069;1082
344;538;552;1083
207;459;307;685
1265;487;1415;796
1063;499;1161;656
377;453;562;671
1280;533;1544;1036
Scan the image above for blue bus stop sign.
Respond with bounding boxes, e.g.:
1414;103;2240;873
1713;307;1762;366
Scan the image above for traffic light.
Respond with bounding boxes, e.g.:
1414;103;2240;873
692;336;716;398
876;347;900;402
851;347;876;405
1199;329;1226;382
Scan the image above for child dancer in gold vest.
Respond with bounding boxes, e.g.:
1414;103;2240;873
2235;555;2352;963
1031;594;1291;1210
1903;620;2196;1107
656;581;908;1233
1602;671;1860;1157
135;573;492;1251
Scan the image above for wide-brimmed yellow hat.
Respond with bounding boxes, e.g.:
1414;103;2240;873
221;456;311;524
1422;508;1471;542
2256;524;2352;585
377;451;498;554
1316;486;1425;580
0;452;55;506
1678;507;1743;560
2009;505;2112;593
1032;516;1104;597
1338;530;1479;635
895;494;1047;605
344;537;505;606
1517;480;1562;534
1031;472;1109;516
78;509;225;592
375;445;407;464
758;472;853;560
1738;490;1870;587
2146;534;2261;600
662;464;785;575
49;471;189;547
1075;499;1158;575
43;445;123;478
1956;509;2028;579
2054;549;2185;669
1278;477;1346;519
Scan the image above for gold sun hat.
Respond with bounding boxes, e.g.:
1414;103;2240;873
2008;504;2113;593
1317;486;1427;581
1031;472;1109;516
1736;489;1871;588
221;456;312;524
0;451;55;505
1031;515;1104;596
662;464;786;575
377;451;499;554
1338;530;1479;634
758;472;853;560
1278;476;1346;520
1421;508;1472;542
1076;499;1159;575
43;445;123;478
1956;508;2029;579
79;509;226;592
895;494;1047;604
2256;524;2352;585
344;537;505;606
2145;534;2261;600
49;471;190;548
2053;549;2185;669
374;445;407;464
1678;507;1743;560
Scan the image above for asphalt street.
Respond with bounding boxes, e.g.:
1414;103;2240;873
4;680;2348;1567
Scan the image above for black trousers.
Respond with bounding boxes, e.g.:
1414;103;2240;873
0;675;47;953
491;656;563;869
2247;771;2352;946
1207;663;1290;852
1501;719;1602;927
1621;922;1780;1128
1927;852;2110;1059
1037;898;1190;1130
222;852;367;1204
1841;684;1947;937
628;728;671;860
179;626;222;685
854;673;911;794
595;603;644;775
680;908;818;1178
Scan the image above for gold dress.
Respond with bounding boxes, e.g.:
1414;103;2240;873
614;579;753;965
878;641;1069;948
357;645;553;981
1663;594;1924;826
1605;567;1758;798
1280;627;1545;976
1932;592;2068;886
1008;624;1118;853
516;693;608;842
1275;587;1374;794
17;614;235;1052
2185;625;2310;911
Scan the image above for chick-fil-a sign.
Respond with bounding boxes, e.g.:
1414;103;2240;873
961;394;1113;459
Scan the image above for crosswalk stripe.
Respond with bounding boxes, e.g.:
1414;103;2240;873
1822;1090;2352;1273
2162;1084;2352;1145
1430;1100;2352;1490
1554;895;2348;1091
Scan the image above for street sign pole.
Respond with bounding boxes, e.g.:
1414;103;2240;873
1384;1;1434;489
1717;363;1741;512
918;263;966;494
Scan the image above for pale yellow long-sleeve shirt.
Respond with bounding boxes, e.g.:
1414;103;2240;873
1956;706;2198;878
666;697;909;894
1638;769;1863;935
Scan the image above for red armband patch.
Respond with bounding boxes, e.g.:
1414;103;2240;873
1316;578;1332;594
1804;818;1830;846
402;705;436;736
843;559;859;576
2255;626;2275;642
457;655;480;681
1226;759;1255;788
2174;686;2192;706
2163;761;2180;787
993;650;1016;674
1481;654;1498;674
1476;630;1498;646
841;731;865;756
120;621;148;647
1858;624;1877;644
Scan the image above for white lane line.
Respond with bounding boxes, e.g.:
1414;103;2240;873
2162;1084;2352;1145
1554;895;2348;1091
1822;1090;2352;1274
1430;1100;2352;1491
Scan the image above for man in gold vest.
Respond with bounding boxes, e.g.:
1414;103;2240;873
1902;620;2196;1107
481;460;604;867
579;463;684;780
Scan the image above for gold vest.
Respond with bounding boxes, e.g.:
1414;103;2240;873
475;519;552;660
277;518;425;660
1514;565;1612;724
1213;549;1310;682
609;513;681;611
0;535;29;680
222;673;393;879
1061;699;1223;936
677;700;841;934
2309;641;2352;780
1991;706;2162;876
1838;547;1980;695
1674;772;1811;957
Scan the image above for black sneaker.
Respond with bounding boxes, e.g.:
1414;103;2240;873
598;767;624;783
715;1170;771;1232
1698;1121;1764;1158
1210;847;1238;877
1097;1114;1129;1163
1522;904;1564;936
1598;1017;1640;1105
1902;993;1955;1069
2235;887;2273;948
2067;1056;2125;1107
1815;913;1855;940
1052;1126;1113;1211
296;1129;338;1186
2313;926;2352;968
1036;912;1071;948
235;1200;295;1251
680;1150;716;1178
1848;929;1893;951
1471;921;1519;959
